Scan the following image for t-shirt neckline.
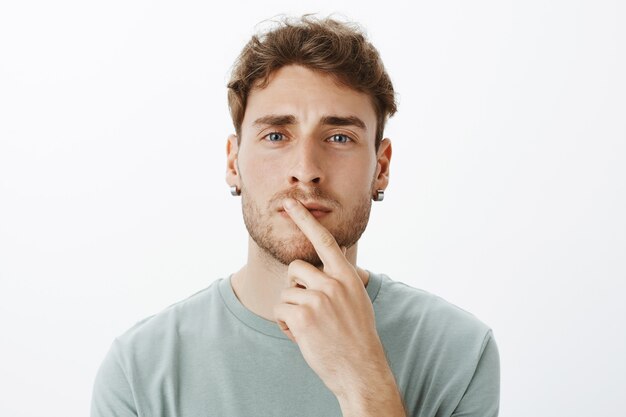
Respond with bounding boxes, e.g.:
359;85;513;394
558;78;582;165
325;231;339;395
218;270;383;340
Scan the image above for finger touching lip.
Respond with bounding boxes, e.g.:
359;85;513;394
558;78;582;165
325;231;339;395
279;208;330;219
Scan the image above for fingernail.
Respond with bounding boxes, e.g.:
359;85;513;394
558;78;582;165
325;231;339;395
283;198;297;210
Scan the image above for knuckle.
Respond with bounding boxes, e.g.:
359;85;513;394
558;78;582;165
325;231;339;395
322;279;342;298
297;307;314;325
288;259;306;271
287;260;303;277
310;292;325;309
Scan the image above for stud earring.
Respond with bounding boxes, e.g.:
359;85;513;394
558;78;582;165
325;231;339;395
230;185;241;196
373;189;384;201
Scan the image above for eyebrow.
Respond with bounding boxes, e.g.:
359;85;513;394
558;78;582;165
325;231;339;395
252;114;367;130
253;114;296;127
320;115;366;130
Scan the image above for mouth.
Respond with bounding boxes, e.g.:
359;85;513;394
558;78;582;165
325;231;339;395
278;201;333;219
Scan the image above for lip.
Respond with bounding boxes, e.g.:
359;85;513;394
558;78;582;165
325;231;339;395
279;209;330;219
278;201;333;219
299;202;332;212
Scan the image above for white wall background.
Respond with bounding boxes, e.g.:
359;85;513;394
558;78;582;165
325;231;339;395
1;1;624;416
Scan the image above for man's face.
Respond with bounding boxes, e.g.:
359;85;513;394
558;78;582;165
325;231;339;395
228;65;390;267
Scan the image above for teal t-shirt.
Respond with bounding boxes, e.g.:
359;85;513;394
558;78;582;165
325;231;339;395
91;272;499;417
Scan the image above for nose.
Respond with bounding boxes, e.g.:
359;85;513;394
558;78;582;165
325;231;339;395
287;140;324;185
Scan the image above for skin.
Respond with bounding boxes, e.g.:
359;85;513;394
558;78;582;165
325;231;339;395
225;65;405;416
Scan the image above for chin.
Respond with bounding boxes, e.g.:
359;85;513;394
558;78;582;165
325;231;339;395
269;236;323;267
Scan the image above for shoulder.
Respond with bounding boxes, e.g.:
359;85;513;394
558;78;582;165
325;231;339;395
374;273;493;353
92;279;226;409
114;279;223;357
372;273;499;410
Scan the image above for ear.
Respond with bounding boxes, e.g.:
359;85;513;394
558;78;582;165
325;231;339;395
225;134;240;188
373;138;392;192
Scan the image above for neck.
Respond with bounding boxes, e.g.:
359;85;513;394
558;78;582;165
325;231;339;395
230;237;369;321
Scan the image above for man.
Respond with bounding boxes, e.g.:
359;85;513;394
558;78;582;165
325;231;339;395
91;16;500;417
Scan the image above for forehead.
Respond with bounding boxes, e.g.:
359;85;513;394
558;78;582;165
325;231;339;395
242;65;377;132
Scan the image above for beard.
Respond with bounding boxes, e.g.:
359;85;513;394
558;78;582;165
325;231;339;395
240;183;373;267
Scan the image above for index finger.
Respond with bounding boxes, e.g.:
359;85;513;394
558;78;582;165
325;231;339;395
282;198;347;269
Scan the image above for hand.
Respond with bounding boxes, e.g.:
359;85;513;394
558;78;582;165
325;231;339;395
273;198;390;399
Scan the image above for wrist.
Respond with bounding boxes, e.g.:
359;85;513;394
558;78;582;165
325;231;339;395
336;369;406;417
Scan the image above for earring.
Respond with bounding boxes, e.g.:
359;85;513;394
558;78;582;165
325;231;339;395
230;185;241;196
373;189;384;201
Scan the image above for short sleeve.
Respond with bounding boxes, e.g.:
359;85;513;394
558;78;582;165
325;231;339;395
451;330;500;417
90;339;138;417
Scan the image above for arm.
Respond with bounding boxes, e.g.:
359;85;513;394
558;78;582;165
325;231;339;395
451;331;500;417
336;367;407;417
90;340;138;417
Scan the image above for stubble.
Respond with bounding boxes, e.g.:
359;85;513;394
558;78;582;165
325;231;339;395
241;184;372;267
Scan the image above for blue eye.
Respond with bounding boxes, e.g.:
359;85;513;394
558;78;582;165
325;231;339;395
266;132;284;142
329;134;351;143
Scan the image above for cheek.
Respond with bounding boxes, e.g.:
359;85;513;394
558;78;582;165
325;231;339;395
239;154;281;191
334;159;376;194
